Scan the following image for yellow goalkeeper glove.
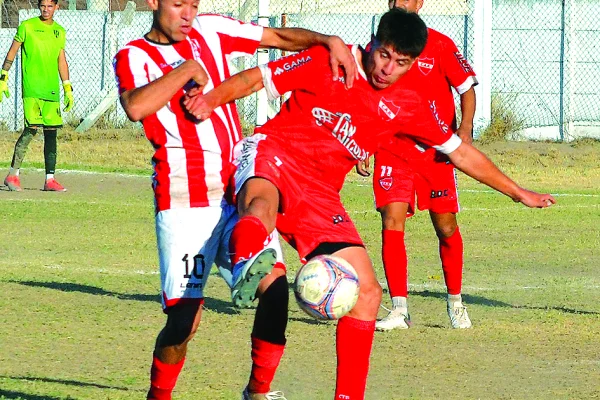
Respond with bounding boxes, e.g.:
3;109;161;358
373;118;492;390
0;70;9;102
63;80;74;112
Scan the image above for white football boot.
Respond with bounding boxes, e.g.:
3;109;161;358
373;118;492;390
375;296;411;331
447;294;472;329
242;387;287;400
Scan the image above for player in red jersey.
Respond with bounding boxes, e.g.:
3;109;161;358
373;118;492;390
364;0;479;331
113;0;357;398
184;8;554;399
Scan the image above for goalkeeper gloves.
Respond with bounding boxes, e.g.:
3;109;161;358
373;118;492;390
63;80;74;112
0;70;9;102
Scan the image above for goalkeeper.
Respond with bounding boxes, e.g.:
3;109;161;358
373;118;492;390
1;0;73;192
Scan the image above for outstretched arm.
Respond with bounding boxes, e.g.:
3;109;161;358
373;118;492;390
119;60;208;122
261;28;357;88
183;67;263;121
448;142;555;208
455;87;476;145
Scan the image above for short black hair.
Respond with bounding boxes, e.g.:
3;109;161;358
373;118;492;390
375;8;428;58
38;0;59;5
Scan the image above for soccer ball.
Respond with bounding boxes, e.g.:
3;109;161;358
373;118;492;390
294;255;360;320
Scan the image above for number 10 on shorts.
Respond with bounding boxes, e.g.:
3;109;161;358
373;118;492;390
182;254;206;288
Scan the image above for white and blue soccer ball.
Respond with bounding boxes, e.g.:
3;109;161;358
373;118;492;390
294;255;360;320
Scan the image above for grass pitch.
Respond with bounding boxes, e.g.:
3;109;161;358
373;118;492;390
0;131;599;399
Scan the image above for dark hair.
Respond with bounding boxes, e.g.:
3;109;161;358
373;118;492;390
375;8;428;58
38;0;59;5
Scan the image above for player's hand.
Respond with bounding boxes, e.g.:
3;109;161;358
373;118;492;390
514;188;556;208
326;35;357;89
355;157;371;177
456;125;473;145
190;60;209;91
63;81;74;112
183;93;214;121
0;70;9;102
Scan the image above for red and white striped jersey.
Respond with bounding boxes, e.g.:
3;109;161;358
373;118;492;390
113;14;263;212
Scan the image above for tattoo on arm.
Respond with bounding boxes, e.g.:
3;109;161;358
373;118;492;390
2;59;13;71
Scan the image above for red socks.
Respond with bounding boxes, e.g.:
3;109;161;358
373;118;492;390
249;337;285;394
335;316;376;400
439;227;464;295
382;229;408;298
147;356;185;400
230;215;269;265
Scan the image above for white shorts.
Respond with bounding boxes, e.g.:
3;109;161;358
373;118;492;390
156;204;283;310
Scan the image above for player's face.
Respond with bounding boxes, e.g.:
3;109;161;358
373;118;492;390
389;0;423;13
148;0;199;43
366;43;416;90
38;0;58;21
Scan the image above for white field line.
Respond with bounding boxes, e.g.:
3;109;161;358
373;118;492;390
356;184;600;197
42;264;159;275
37;265;600;292
1;197;142;207
14;167;148;179
11;168;600;197
349;203;599;214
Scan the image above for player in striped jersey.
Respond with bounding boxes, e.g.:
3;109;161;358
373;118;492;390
112;0;357;399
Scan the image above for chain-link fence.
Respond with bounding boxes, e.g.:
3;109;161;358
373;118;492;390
0;0;598;140
492;0;600;140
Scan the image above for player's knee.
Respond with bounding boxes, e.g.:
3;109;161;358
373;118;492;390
359;279;383;312
246;199;277;230
162;304;202;345
380;211;405;231
434;222;457;239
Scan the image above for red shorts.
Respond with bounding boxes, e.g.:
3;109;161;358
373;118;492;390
373;147;459;216
233;135;363;259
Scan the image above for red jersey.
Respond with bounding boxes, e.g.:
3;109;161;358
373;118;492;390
384;28;477;159
113;14;263;212
256;45;462;191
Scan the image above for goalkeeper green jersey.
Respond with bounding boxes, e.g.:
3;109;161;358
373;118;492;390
14;17;66;101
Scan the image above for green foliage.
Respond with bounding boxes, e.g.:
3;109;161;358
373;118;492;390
478;94;525;143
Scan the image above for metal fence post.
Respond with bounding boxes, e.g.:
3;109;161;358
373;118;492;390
256;0;270;126
559;0;565;141
472;0;492;136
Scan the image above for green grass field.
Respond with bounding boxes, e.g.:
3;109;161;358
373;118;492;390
0;130;599;399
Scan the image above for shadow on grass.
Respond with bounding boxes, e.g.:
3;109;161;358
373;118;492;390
12;280;240;315
0;389;65;400
0;376;135;392
14;280;159;303
413;290;600;315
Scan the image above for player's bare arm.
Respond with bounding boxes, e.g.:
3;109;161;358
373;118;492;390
58;49;75;112
0;40;22;100
183;67;263;120
2;40;21;71
448;142;556;208
57;49;70;81
120;59;207;122
0;40;21;100
456;87;476;145
355;157;372;177
261;28;357;88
